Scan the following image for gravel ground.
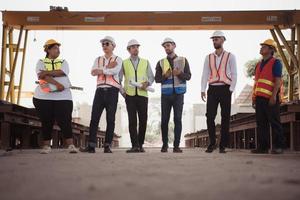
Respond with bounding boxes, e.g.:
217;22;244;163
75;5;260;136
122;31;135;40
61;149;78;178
0;148;300;200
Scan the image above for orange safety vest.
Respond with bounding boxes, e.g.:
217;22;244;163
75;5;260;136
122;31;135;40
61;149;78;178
208;51;232;85
252;57;284;101
96;56;120;89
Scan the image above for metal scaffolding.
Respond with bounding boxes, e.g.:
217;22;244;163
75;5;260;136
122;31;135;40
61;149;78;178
1;9;300;103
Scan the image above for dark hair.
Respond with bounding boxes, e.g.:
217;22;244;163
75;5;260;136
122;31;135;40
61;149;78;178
268;46;275;56
45;43;59;58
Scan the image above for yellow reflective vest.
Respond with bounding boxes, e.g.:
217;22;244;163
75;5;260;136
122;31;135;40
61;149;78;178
123;58;148;97
42;57;64;71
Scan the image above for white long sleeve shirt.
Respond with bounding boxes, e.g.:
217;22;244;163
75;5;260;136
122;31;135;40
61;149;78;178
201;51;237;92
91;54;122;88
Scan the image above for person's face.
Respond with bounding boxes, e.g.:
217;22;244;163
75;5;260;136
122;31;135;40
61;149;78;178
102;41;114;54
163;42;176;55
260;45;273;56
47;44;60;58
128;45;139;56
212;37;224;49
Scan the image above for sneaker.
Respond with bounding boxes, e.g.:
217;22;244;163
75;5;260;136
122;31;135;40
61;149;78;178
79;146;95;153
68;144;78;154
40;145;51;154
173;147;183;153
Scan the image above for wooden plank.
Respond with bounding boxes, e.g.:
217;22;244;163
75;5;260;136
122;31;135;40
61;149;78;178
1;10;295;30
0;25;8;100
5;26;23;101
17;30;28;104
274;25;299;69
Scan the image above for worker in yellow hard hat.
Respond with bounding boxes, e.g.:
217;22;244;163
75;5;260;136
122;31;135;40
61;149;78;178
251;38;285;154
43;39;61;52
260;39;277;51
33;39;78;154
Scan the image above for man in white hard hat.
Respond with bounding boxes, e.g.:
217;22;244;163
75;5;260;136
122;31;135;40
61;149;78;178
201;31;237;153
120;39;154;153
81;36;122;153
155;37;192;153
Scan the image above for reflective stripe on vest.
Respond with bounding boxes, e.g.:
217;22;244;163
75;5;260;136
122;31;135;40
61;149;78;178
123;58;148;97
42;58;63;71
38;58;64;93
97;56;120;89
253;57;280;100
160;57;186;95
208;51;232;85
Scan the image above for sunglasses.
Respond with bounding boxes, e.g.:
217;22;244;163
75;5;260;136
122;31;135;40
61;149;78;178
102;42;111;47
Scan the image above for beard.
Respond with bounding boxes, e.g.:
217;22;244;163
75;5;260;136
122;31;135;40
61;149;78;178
214;44;222;49
166;50;173;55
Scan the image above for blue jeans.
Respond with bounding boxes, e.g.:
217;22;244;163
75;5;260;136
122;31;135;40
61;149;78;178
161;93;184;148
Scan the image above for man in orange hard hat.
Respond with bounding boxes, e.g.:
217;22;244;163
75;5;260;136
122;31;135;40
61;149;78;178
251;39;285;154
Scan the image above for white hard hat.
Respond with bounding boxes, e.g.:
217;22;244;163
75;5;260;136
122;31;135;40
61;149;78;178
100;36;116;47
210;31;226;40
161;37;175;46
127;39;140;48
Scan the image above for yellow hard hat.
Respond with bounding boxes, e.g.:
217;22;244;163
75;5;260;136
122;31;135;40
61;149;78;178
260;39;277;50
43;39;61;49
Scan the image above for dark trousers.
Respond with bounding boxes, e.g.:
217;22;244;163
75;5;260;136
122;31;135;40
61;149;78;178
125;95;148;148
161;93;184;148
33;97;73;141
255;96;284;150
88;87;119;147
206;85;232;149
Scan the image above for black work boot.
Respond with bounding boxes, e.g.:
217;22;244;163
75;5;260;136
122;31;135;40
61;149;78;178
251;149;268;154
270;148;283;154
161;144;168;153
79;146;95;153
205;144;216;153
173;147;183;153
126;147;140;153
104;144;112;153
139;146;146;153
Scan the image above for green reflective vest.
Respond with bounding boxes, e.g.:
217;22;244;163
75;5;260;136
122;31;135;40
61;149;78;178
42;58;64;71
123;58;148;97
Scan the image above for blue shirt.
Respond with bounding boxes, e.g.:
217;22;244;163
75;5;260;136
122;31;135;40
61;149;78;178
259;57;282;78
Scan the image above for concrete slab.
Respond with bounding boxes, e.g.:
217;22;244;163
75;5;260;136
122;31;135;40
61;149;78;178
0;148;300;200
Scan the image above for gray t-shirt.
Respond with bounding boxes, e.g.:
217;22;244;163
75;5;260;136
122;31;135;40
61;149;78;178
33;59;72;100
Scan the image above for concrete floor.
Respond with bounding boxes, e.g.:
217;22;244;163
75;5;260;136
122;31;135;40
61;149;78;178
0;148;300;200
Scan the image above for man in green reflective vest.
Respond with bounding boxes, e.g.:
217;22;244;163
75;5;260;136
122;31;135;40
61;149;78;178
120;39;154;153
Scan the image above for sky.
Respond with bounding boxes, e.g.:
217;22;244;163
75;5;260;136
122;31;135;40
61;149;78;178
1;0;300;107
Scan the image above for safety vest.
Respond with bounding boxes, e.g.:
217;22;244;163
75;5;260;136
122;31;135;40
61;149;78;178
42;57;64;71
96;56;121;89
38;58;64;93
252;57;283;101
208;51;232;85
160;56;186;95
123;58;148;97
